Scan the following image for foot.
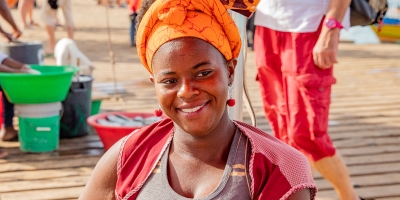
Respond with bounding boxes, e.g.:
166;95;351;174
1;126;18;142
23;24;35;30
44;48;54;57
29;21;40;27
0;149;8;159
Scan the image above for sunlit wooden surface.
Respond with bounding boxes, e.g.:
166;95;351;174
0;0;400;199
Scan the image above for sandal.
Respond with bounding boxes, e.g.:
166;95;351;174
45;53;54;58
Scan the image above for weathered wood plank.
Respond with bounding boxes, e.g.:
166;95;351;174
315;173;400;190
0;141;104;155
0;186;84;200
0;150;103;164
318;177;400;199
0;176;90;193
343;152;400;166
0;167;93;182
313;162;400;178
339;145;400;156
0;157;100;173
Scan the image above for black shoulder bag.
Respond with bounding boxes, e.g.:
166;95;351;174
350;0;388;26
48;0;58;10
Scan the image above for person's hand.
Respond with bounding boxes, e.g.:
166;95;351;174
312;28;341;69
15;64;31;73
0;28;22;42
0;29;13;42
12;28;22;39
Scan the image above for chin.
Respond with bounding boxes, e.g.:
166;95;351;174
176;121;214;137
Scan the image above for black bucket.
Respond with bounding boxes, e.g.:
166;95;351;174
0;41;44;64
60;75;93;138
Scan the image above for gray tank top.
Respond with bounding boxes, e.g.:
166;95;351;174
136;129;252;200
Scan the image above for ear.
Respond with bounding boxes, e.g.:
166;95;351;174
150;74;154;83
226;58;237;85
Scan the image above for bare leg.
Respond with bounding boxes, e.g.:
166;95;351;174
1;126;18;141
26;0;37;25
0;149;8;159
45;25;56;54
18;0;28;28
117;0;125;6
66;27;74;39
103;0;110;6
311;153;359;200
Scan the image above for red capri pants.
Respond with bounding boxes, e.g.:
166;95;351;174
254;24;336;162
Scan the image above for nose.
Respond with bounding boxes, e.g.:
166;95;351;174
177;80;199;99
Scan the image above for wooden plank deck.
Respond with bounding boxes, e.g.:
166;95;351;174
1;0;400;199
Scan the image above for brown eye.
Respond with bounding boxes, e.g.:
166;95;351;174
161;78;177;85
197;70;212;77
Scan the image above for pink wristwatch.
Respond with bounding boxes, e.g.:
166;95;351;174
325;18;344;29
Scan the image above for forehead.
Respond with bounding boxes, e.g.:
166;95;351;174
151;38;225;72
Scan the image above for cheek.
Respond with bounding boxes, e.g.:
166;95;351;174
154;85;175;105
211;75;229;95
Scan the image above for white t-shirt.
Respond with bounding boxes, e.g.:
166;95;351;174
254;0;350;32
0;52;8;64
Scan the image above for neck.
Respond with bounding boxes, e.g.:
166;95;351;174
171;116;236;164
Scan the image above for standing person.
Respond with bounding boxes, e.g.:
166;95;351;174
0;0;24;147
18;0;38;29
0;53;32;158
41;0;74;56
79;0;318;199
254;0;361;200
0;53;32;142
127;0;141;47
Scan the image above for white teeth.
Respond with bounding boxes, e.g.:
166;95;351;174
181;104;204;113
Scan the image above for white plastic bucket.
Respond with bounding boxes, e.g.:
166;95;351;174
15;102;62;118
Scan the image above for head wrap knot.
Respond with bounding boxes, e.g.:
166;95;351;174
158;0;189;25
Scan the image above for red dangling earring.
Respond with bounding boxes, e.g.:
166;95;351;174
154;106;163;117
227;99;236;107
227;84;235;107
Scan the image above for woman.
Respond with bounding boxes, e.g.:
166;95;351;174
0;0;29;152
79;0;317;199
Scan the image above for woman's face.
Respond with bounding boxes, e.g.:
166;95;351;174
151;38;236;136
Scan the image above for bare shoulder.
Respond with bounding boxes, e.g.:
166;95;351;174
78;138;124;200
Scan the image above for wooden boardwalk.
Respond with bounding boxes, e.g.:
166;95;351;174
1;0;400;199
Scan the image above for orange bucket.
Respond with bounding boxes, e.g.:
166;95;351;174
6;0;18;8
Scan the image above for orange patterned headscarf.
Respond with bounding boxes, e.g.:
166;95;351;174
136;0;256;73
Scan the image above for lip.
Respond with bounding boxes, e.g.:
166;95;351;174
177;101;209;118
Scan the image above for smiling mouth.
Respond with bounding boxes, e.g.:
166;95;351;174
180;103;207;113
